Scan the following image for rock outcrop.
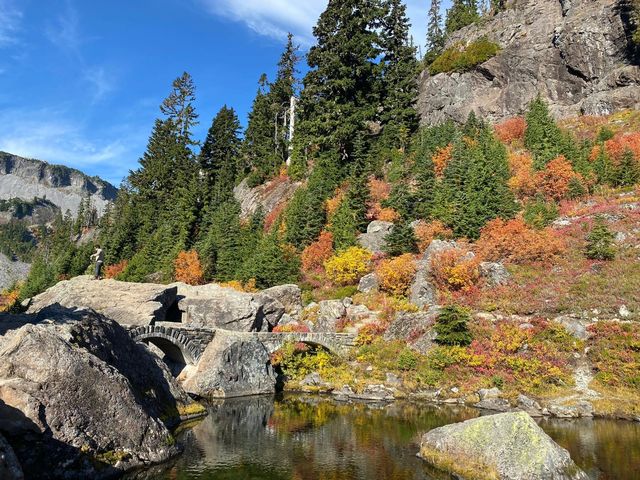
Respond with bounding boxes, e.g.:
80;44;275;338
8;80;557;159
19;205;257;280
175;283;285;332
410;240;460;307
26;276;178;326
419;411;588;480
358;221;394;253
182;332;276;398
384;311;439;354
0;306;197;479
233;176;301;220
0;152;117;217
418;0;640;125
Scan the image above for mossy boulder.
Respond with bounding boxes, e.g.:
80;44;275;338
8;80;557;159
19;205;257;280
418;411;588;480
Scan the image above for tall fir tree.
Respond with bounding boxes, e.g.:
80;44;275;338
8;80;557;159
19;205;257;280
426;0;445;61
445;0;480;35
379;0;419;149
294;0;381;167
199;106;242;203
243;75;276;185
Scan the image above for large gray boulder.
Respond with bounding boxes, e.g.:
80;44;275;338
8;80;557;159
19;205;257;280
384;311;438;354
175;283;284;332
26;276;177;326
0;306;196;479
182;332;276;398
0;434;22;480
260;284;303;317
358;221;394;254
311;299;347;333
418;0;640;125
479;262;511;287
419;411;588;480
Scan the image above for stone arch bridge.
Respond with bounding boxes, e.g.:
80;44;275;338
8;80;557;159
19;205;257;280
127;323;357;366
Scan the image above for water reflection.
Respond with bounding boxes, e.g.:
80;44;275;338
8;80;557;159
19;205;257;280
127;395;640;480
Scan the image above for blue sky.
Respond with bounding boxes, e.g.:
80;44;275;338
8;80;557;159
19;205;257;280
0;0;449;186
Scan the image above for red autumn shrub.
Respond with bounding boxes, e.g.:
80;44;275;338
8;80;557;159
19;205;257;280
590;132;640;164
495;117;526;144
174;250;205;285
476;218;565;265
105;260;128;279
273;323;311;333
533;156;583;201
301;231;334;274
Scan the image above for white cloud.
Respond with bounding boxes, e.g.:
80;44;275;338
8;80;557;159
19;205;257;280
84;66;115;103
45;0;82;58
199;0;429;49
0;108;142;185
0;0;22;47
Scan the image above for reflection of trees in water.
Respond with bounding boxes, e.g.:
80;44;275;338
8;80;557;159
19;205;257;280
128;396;639;480
538;418;640;480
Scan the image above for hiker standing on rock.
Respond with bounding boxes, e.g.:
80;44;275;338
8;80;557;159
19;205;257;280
90;245;104;280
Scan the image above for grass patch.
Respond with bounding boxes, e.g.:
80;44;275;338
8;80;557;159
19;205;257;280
429;38;500;75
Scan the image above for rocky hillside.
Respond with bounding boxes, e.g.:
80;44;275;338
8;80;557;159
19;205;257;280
418;0;640;124
0;152;117;217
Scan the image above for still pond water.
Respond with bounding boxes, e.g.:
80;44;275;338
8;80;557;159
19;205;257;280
128;394;640;480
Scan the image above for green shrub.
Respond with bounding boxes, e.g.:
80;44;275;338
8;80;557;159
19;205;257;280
434;305;473;346
585;217;616;261
523;197;558;229
397;348;419;371
429;39;500;75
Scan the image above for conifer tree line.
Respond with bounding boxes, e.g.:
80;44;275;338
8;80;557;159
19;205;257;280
16;0;639;298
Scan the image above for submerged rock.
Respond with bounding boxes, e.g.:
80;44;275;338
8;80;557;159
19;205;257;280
26;275;177;326
0;306;196;479
182;332;276;398
419;411;588;480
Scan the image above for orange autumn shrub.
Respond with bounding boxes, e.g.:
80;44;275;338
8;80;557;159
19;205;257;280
533;156;582;201
432;143;454;177
219;279;258;292
590;132;640;163
174;250;205;285
414;220;454;253
367;177;393;221
508;153;537;199
376;254;417;297
476;218;565;265
495;117;526;144
326;183;348;217
376;207;400;222
430;248;480;291
301;231;334;274
105;260;128;279
0;287;20;312
264;201;287;232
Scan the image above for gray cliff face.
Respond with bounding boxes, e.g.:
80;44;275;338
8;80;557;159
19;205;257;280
0;152;117;217
418;0;640;124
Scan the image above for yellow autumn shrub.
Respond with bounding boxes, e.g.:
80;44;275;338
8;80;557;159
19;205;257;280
324;247;373;286
375;254;417;297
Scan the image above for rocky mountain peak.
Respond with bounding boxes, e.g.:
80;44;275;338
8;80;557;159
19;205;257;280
0;152;117;217
418;0;640;125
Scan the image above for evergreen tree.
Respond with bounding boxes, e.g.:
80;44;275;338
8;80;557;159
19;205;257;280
294;0;382;166
524;96;569;169
436;126;517;239
199;106;242;203
241;232;300;288
426;0;445;61
434;305;473;346
329;198;359;252
198;201;244;280
585;217;616;261
445;0;480;35
379;0;419;148
243;75;276;185
614;149;640;187
384;219;418;256
160;72;199;146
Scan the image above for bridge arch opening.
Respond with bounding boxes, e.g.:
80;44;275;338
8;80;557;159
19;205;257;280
142;337;190;377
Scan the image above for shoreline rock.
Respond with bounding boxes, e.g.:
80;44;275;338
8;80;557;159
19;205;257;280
418;411;589;480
